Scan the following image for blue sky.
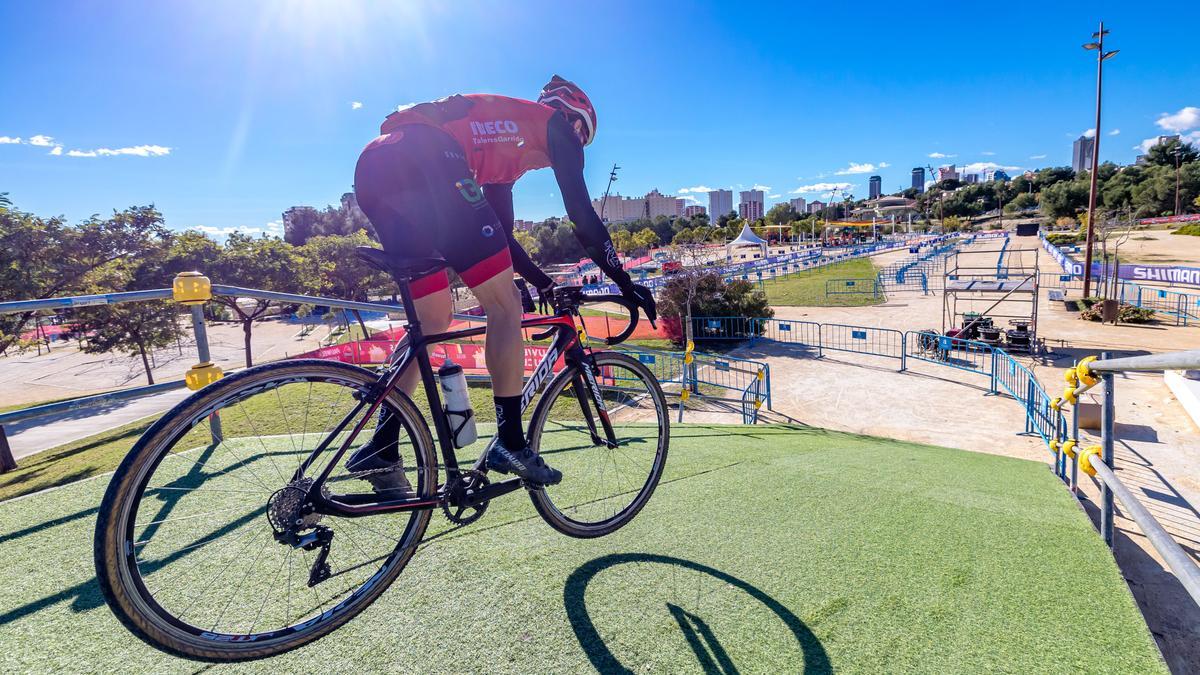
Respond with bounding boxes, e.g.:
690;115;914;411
2;1;1199;236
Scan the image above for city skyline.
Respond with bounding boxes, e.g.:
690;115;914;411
1;2;1198;234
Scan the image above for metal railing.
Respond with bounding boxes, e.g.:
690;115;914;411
1053;350;1200;609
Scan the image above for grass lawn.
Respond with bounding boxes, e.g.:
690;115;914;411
0;424;1163;673
763;258;884;307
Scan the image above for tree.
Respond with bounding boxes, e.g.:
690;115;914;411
73;233;184;385
765;203;798;228
299;230;392;336
632;228;660;255
1142;138;1199;167
211;233;311;367
0;204;169;354
657;271;773;346
942;215;963;232
1039;179;1090;219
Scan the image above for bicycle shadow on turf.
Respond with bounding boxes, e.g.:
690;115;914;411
563;553;830;674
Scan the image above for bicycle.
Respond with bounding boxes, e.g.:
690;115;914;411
94;248;670;661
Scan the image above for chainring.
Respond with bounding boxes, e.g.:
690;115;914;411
441;470;490;526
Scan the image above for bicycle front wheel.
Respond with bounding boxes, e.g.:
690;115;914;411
93;359;436;661
527;350;669;538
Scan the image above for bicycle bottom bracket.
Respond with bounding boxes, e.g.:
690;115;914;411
441;470;489;526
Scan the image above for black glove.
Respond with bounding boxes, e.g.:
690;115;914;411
620;283;657;327
537;282;557;311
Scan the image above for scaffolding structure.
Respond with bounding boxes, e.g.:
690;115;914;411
942;245;1041;352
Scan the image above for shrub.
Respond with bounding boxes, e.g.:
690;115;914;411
1055;216;1078;229
1045;232;1081;246
658;271;774;345
1172;224;1200;236
1078;297;1156;323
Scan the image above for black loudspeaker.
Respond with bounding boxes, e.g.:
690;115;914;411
1015;222;1039;237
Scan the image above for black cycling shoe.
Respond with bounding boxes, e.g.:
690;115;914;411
345;443;413;496
486;441;563;486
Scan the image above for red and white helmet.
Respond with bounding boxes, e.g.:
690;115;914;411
537;75;597;146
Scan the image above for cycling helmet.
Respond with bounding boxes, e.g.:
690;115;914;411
537;75;596;146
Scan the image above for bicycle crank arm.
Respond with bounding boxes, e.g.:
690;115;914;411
461;477;524;507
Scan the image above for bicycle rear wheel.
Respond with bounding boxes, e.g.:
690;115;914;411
93;360;436;661
527;350;669;538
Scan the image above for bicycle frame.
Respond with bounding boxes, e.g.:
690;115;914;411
297;280;617;519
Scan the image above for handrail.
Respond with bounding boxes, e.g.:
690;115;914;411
1084;350;1200;373
1088;456;1200;606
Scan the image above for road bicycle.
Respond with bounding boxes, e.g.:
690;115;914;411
94;248;669;661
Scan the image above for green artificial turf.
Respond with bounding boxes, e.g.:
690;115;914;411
0;424;1164;673
763;258;884;307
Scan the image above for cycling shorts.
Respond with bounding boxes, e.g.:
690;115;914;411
353;124;513;298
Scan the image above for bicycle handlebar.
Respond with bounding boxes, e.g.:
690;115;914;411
582;294;640;346
544;286;645;346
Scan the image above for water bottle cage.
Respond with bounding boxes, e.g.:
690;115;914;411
445;408;475;449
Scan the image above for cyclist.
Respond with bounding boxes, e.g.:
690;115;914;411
349;76;656;492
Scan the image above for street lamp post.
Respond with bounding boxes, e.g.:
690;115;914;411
1081;22;1119;299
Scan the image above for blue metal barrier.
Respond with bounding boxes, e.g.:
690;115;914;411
819;323;905;364
825;278;883;300
904;332;994;377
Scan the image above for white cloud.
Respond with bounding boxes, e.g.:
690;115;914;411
1131;132;1199;153
677;185;715;194
980;151;996;156
959;161;1022;174
1108;129;1120;136
751;184;771;192
351;101;363;110
0;136;21;144
49;146;62;156
28;135;55;147
767;194;781;199
791;182;853;194
834;162;888;175
1155;106;1200;133
263;220;284;235
1081;128;1096;139
679;194;702;204
928;152;956;159
395;102;418;112
67;149;97;157
95;144;171;157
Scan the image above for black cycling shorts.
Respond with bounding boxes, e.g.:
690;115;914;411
354;124;512;298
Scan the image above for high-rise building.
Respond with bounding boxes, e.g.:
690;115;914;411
937;165;959;182
1072;135;1095;174
708;189;733;221
962;174;980;184
807;200;826;214
868;175;882;199
911;167;925;193
984;169;1010;182
513;219;536;231
738;190;765;221
789;197;807;213
683;205;706;218
645;189;684;219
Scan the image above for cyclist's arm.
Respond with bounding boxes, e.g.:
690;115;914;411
483;182;554;290
546;112;631;288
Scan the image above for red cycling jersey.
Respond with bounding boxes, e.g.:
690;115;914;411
380;94;557;185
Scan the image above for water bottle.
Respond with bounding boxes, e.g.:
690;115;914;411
438;359;477;448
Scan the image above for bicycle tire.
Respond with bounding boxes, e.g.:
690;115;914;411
527;350;669;538
93;359;436;661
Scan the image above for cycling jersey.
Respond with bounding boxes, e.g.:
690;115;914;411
381;94;556;185
358;93;631;297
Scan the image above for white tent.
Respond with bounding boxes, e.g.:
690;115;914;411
726;224;768;260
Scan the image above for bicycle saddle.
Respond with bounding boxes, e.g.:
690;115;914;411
355;246;449;280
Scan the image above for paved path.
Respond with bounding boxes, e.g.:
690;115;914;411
5;388;192;460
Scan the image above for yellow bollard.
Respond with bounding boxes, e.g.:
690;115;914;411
186;361;224;390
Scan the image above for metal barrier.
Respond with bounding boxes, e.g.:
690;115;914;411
1053;350;1200;609
825;278;883;300
819;323;905;364
1039;234;1200;326
904;332;994;377
617;345;771;424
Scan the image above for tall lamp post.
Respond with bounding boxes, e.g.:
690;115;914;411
1081;22;1119;298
